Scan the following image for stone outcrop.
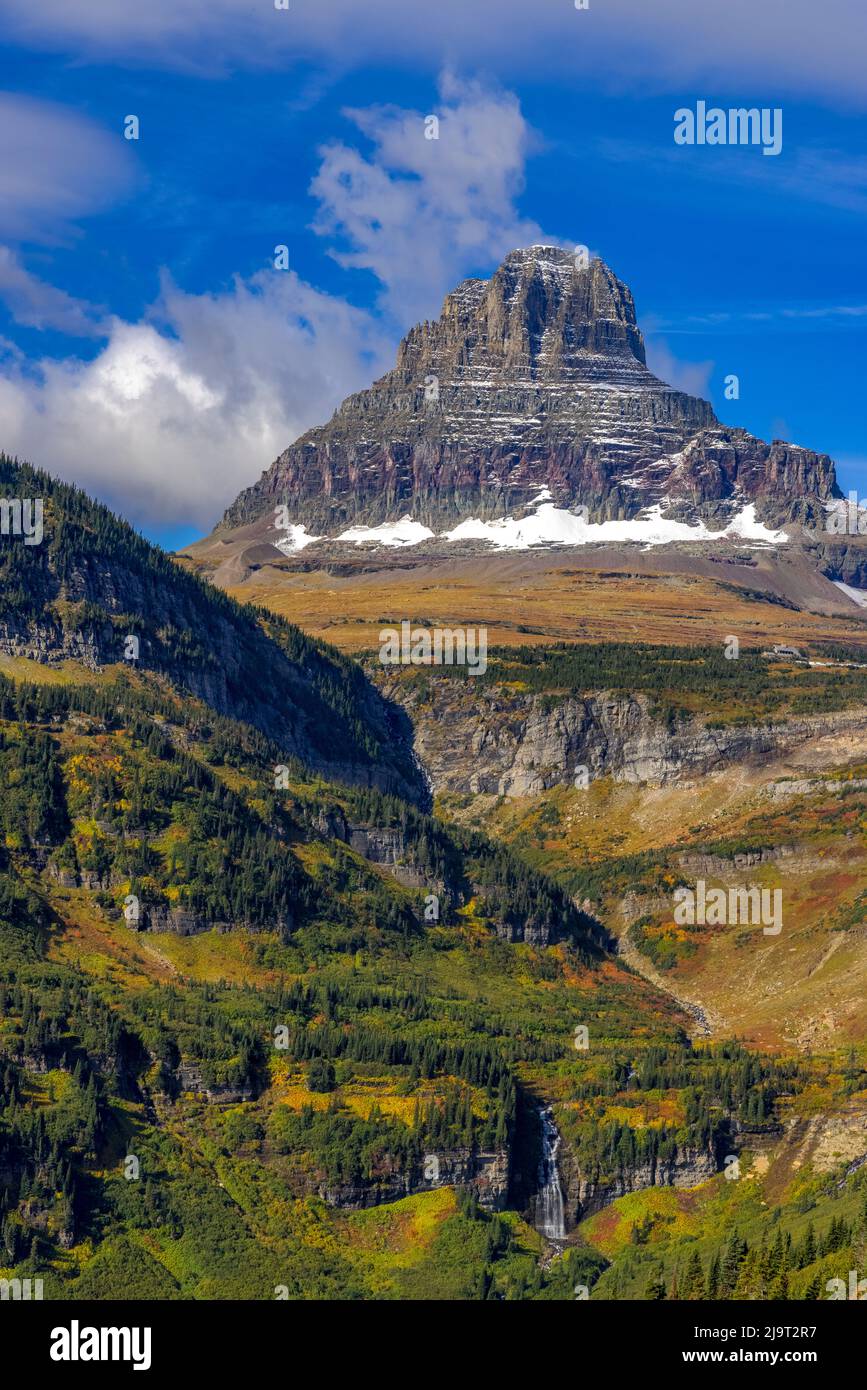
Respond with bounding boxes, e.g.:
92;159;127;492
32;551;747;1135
561;1145;720;1224
316;1148;510;1212
176;1063;254;1104
346;826;429;888
678;846;797;876
385;680;867;796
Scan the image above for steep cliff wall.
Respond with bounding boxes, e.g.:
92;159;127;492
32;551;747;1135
560;1145;721;1224
316;1148;510;1212
384;681;867;795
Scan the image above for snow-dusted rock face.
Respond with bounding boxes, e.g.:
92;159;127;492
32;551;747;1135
222;246;838;543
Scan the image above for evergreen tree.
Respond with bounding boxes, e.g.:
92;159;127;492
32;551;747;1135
682;1249;705;1300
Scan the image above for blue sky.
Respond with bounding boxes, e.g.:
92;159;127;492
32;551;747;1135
0;0;864;548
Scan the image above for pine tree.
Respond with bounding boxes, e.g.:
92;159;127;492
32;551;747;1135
802;1221;816;1267
804;1274;821;1300
682;1249;705;1300
721;1231;745;1296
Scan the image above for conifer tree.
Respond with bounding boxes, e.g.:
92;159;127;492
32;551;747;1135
682;1249;705;1300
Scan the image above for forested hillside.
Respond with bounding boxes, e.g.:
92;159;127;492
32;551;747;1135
0;454;422;802
0;657;863;1299
1;461;865;1302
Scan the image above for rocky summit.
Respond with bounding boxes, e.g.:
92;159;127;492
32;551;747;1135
220;246;839;551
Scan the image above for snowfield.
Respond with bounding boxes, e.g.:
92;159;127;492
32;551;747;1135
275;500;789;552
443;501;787;549
832;580;867;609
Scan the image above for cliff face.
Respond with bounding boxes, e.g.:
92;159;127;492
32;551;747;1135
221;247;838;539
560;1145;720;1224
384;680;867;796
316;1148;510;1212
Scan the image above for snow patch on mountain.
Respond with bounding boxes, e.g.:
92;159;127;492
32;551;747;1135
832;580;867;609
442;502;787;549
285;501;788;552
275;524;324;554
338;515;435;547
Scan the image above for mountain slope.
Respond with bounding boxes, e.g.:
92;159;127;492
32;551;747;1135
0;454;422;803
2;460;866;1304
5;664;862;1300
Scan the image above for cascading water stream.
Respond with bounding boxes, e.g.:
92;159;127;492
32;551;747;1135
535;1105;566;1241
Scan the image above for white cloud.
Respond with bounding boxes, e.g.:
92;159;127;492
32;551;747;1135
0;247;104;336
780;304;867;320
0;1;864;108
773;148;867;214
311;73;549;321
0;76;562;529
599;136;867;217
643;300;867;334
0;271;392;528
0;92;134;240
0;93;133;336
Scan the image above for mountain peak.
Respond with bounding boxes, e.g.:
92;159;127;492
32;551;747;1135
498;243;583;278
218;255;837;542
425;245;647;380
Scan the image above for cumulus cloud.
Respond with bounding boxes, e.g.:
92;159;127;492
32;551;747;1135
0;270;392;528
0;76;560;530
0;1;864;108
311;73;549;321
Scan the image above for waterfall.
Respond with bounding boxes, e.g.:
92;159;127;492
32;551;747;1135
535;1105;566;1241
